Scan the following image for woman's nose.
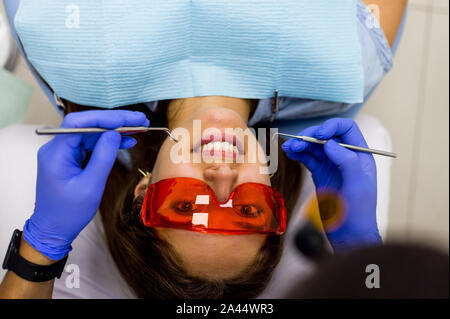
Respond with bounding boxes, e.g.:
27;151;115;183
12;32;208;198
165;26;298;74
203;165;238;203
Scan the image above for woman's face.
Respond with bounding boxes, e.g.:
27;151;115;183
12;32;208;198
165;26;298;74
135;106;271;280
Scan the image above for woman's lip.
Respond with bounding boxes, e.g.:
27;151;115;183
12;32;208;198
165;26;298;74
192;132;244;154
201;133;236;146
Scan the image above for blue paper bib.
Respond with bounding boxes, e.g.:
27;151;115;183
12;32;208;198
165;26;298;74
15;0;363;108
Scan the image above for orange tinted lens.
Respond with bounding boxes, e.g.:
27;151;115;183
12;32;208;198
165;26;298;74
141;178;286;235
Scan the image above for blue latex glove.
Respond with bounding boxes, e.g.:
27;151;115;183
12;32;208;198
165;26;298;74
282;118;382;252
23;110;149;260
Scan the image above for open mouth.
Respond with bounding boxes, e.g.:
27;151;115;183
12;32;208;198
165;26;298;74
192;132;245;159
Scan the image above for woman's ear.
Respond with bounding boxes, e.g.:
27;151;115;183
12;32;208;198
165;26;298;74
134;173;152;199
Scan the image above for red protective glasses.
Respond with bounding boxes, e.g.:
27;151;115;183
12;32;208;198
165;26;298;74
141;177;286;235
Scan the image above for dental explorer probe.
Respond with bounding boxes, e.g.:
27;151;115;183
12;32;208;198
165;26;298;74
36;126;179;142
273;132;397;158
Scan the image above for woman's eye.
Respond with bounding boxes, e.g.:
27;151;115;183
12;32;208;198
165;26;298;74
172;201;197;214
237;205;263;218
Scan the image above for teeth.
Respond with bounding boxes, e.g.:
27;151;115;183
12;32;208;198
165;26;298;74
201;141;238;154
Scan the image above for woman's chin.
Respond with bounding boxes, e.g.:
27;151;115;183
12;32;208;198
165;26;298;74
155;227;266;279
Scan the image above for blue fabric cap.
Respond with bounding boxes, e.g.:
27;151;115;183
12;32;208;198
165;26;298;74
14;0;364;108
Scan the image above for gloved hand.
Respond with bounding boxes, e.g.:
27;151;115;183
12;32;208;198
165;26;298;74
282;118;382;252
24;110;149;260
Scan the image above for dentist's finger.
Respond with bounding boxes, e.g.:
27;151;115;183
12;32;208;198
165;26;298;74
61;110;149;129
283;147;321;172
323;139;362;180
82;134;137;151
81;131;122;186
283;126;328;162
54;110;148;155
120;137;137;149
315;118;368;148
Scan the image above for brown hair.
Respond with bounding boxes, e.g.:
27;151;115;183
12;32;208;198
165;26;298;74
64;99;303;298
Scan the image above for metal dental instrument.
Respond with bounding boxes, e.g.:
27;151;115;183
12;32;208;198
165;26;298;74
273;132;397;158
35;126;179;142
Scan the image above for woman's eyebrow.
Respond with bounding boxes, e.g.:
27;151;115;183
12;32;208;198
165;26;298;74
232;222;265;231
